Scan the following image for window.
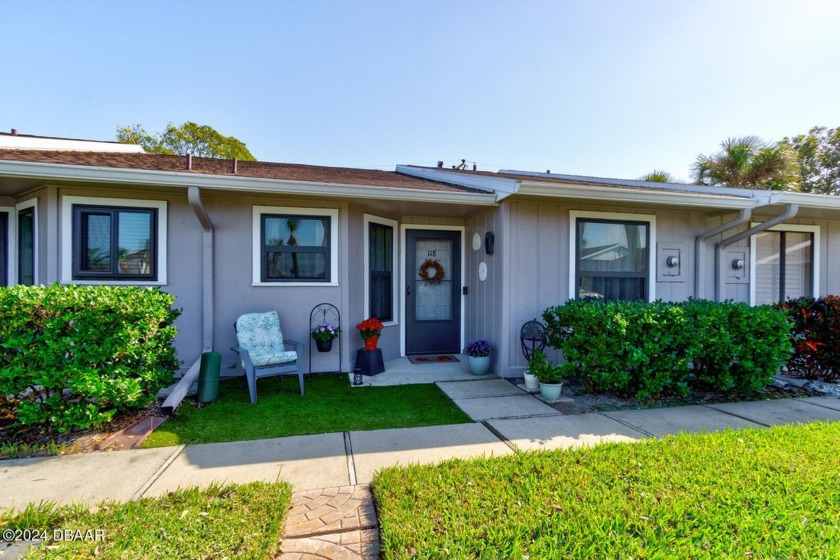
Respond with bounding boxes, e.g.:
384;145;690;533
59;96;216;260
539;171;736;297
17;200;36;286
61;196;167;285
751;224;819;305
73;205;156;280
570;211;655;302
253;206;339;286
367;219;395;322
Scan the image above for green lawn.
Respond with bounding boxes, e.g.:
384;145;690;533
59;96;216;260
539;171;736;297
373;422;840;559
143;373;472;447
1;481;291;559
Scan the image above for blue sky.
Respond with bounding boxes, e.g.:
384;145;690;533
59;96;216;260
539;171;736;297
3;1;838;181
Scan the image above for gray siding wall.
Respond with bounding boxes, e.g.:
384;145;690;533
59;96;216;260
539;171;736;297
465;206;506;375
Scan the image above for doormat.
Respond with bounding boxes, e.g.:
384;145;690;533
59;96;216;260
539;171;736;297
407;354;460;364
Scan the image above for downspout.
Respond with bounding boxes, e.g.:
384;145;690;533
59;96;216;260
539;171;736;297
714;203;798;302
694;208;752;299
187;186;214;352
161;187;214;413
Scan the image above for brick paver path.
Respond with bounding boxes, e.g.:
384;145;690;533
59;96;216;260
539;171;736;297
280;485;380;559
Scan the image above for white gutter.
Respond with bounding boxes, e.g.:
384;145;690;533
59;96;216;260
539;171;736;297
516;182;756;209
0;160;498;206
694;209;752;299
501;169;765;199
714;203;799;301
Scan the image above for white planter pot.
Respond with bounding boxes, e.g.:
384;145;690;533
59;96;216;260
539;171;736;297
523;370;540;390
539;382;563;401
467;355;491;376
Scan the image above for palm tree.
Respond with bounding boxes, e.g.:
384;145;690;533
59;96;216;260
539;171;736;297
638;170;680;183
692;136;798;190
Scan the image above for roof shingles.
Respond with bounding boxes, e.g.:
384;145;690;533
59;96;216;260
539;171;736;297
0;150;486;193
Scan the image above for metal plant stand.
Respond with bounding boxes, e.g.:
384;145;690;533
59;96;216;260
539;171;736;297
309;303;342;374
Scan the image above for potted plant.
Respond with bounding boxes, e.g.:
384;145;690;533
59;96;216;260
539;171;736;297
310;321;340;352
357;317;384;350
529;350;564;400
465;339;491;376
523;351;541;390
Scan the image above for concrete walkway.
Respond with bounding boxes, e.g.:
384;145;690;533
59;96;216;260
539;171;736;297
2;385;839;558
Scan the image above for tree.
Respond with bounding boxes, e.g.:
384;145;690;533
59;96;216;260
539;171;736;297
638;170;681;183
116;121;256;161
780;126;840;195
692;136;798;190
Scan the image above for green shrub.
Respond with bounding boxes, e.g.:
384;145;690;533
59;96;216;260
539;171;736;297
774;296;840;381
543;299;792;398
0;284;180;432
684;299;792;391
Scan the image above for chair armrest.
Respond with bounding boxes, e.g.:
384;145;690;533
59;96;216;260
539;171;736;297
283;339;305;356
231;346;255;370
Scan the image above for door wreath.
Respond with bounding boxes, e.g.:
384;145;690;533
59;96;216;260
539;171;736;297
419;258;445;283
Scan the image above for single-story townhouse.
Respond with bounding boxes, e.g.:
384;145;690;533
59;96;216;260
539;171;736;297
2;134;840;386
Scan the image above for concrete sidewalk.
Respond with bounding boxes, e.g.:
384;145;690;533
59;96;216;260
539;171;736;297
2;394;839;509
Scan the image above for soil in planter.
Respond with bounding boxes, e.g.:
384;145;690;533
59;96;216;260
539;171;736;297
0;402;166;459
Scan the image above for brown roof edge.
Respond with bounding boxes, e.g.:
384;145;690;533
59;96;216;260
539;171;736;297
0;149;489;193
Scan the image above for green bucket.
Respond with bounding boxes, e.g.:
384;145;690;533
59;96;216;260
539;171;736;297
197;351;222;403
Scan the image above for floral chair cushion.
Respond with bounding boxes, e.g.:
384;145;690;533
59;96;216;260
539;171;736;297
236;311;297;367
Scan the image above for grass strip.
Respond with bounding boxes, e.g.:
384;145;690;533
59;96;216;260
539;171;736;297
143;373;471;447
1;481;292;559
373;421;840;558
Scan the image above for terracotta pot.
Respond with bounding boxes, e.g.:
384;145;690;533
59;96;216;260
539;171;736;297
364;334;379;351
316;338;333;353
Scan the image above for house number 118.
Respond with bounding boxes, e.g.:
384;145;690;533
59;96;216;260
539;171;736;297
427;250;437;257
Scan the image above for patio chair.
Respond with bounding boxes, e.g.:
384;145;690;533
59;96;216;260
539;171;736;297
520;319;547;361
232;311;305;404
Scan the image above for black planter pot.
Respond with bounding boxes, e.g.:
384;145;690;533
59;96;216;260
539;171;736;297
316;338;334;352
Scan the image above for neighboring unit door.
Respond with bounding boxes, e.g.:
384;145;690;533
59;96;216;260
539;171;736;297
405;229;461;355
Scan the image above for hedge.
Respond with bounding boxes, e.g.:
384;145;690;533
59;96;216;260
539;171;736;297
543;299;792;399
0;284;180;432
775;296;840;381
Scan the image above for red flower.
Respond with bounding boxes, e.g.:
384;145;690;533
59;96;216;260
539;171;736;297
356;317;384;340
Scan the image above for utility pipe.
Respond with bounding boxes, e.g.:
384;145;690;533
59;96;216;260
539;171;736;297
162;187;215;413
694;208;752;300
714;203;798;301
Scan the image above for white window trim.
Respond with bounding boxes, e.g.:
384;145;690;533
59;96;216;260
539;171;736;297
60;195;168;286
364;214;399;326
568;210;657;302
16;198;37;285
252;206;339;287
0;207;17;285
399;224;466;357
748;222;820;305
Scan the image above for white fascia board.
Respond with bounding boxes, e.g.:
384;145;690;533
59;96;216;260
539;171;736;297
516;182;757;209
0;161;498;206
396;165;519;196
777;192;840;210
502;169;764;199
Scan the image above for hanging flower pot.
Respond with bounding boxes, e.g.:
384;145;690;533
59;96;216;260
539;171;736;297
316;338;333;353
364;334;379;351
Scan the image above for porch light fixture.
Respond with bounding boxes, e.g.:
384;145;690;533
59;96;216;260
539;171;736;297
731;259;746;270
666;256;680;267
